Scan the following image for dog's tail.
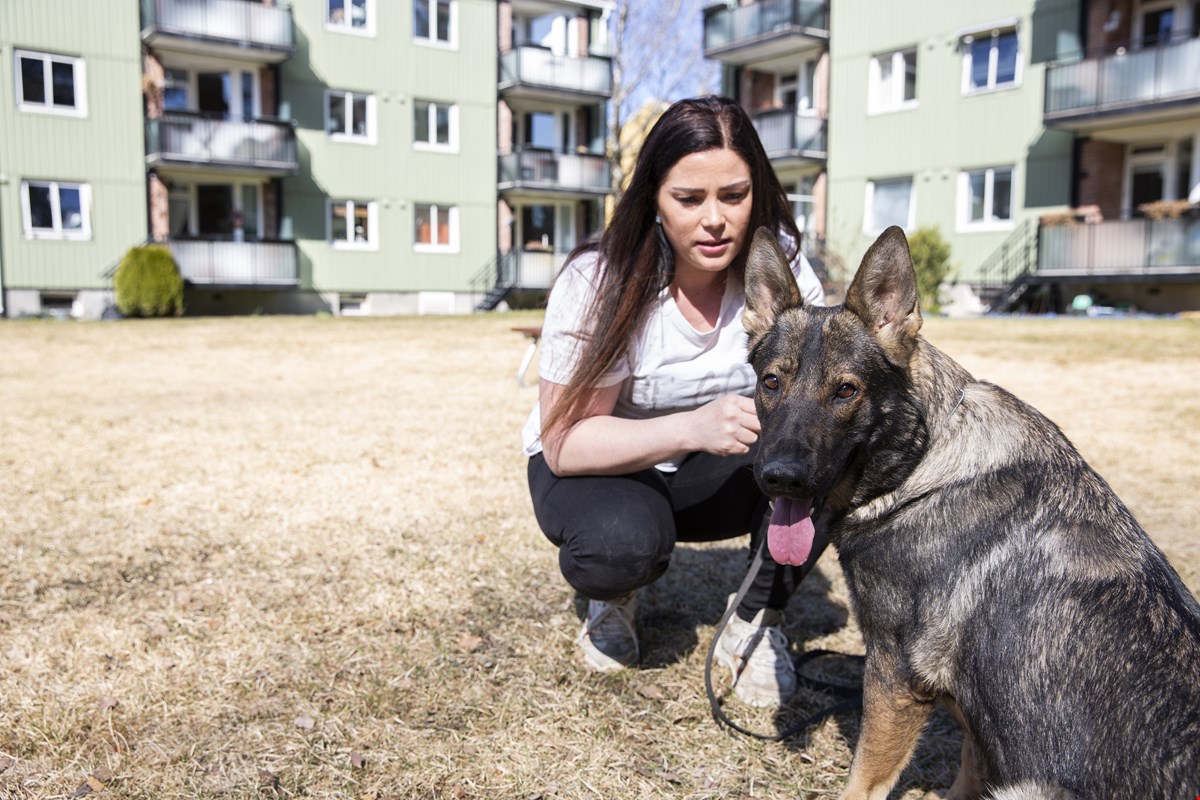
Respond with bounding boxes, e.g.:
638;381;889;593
987;782;1074;800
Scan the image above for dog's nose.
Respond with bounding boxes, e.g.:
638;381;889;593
760;460;808;494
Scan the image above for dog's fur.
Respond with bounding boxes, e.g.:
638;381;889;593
742;226;1200;800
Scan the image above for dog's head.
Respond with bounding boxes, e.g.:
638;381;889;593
742;226;925;563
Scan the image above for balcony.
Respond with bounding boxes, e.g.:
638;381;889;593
1044;34;1200;131
1038;212;1200;277
499;46;613;103
141;0;294;63
703;0;828;65
167;239;298;287
752;109;826;164
146;111;299;175
498;148;611;197
499;249;568;290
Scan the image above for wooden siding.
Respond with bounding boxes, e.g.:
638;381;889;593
0;1;147;290
282;0;498;294
826;0;1080;284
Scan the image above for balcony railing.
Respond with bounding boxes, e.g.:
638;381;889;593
147;111;298;173
167;239;298;286
753;109;826;158
498;148;611;194
1045;33;1200;119
141;0;294;58
1038;213;1200;275
704;0;829;55
499;46;613;97
499;250;568;290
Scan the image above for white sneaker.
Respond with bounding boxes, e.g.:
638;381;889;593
578;592;639;672
715;597;798;707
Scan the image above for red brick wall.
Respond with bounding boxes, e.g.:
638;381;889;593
1086;0;1133;54
149;173;169;242
260;67;276;116
498;0;512;51
813;171;827;240
1077;139;1125;218
143;53;164;119
498;100;512;154
263;180;279;239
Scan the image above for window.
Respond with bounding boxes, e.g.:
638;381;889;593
414;203;458;252
413;100;458;151
776;58;818;113
414;0;456;47
20;180;91;240
329;199;378;248
864;177;914;233
163;69;189;111
868;48;916;114
327;0;374;35
959;166;1014;230
962;29;1020;93
15;50;86;116
326;91;375;143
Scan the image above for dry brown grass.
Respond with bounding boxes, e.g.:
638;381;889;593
0;313;1197;800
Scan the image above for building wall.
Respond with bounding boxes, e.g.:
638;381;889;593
280;0;497;295
826;0;1080;285
0;1;147;294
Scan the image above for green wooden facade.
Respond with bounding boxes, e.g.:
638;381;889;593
826;0;1080;285
0;1;147;302
282;0;497;298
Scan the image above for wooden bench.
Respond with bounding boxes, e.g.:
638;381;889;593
511;326;542;387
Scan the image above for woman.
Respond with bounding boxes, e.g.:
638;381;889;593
521;96;826;708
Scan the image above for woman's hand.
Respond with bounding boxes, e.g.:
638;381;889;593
684;394;760;456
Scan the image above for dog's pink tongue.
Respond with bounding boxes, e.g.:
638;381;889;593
768;497;815;566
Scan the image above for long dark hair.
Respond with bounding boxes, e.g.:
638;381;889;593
543;95;802;437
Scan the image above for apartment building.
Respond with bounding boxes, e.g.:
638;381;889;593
1039;0;1200;312
702;0;830;274
7;0;597;318
824;0;1080;307
1;2;147;318
490;0;612;310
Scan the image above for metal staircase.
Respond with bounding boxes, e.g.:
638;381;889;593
977;218;1040;313
470;251;515;312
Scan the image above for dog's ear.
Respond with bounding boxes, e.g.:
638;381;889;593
743;227;801;342
844;226;923;366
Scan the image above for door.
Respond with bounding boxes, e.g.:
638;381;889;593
197;185;234;238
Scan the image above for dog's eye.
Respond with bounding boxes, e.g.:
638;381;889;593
762;373;780;391
835;383;858;400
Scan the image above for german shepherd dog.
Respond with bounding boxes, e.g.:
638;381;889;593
741;226;1200;800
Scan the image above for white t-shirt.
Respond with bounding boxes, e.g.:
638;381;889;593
521;243;824;471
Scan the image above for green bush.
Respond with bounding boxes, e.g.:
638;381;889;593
908;227;953;314
114;245;184;317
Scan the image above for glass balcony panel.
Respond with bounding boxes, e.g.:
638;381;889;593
168;239;298;285
147;112;298;172
1045;35;1200;117
143;0;294;54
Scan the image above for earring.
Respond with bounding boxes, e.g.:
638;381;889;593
654;214;662;225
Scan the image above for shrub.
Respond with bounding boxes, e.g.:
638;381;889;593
114;245;184;317
908;227;953;314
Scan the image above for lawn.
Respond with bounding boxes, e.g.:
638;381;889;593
1;313;1197;799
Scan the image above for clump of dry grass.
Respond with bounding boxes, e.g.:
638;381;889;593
0;313;1196;799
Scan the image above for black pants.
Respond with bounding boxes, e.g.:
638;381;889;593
526;444;825;621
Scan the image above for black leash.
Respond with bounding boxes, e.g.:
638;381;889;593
703;534;864;741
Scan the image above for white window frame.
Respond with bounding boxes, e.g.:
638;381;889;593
958;166;1016;232
327;199;379;250
413;0;459;50
325;90;377;144
961;26;1022;95
325;0;376;37
413;100;459;153
20;180;92;241
413;203;460;254
867;48;917;115
14;49;87;117
863;177;915;234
